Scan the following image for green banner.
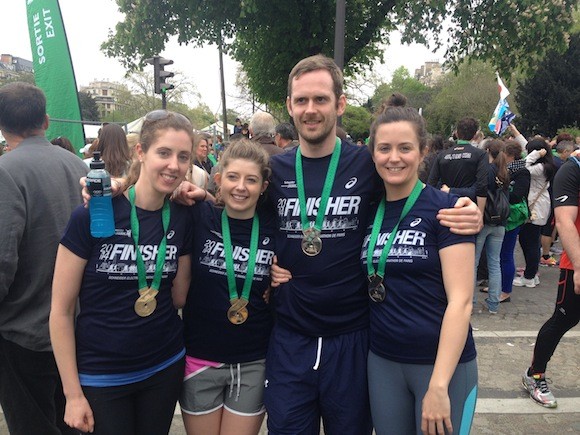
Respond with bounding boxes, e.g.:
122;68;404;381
26;0;85;152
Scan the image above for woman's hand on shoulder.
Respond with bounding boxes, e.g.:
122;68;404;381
171;182;212;206
437;197;483;235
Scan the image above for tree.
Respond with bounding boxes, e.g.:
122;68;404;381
342;105;372;140
424;60;501;136
370;67;434;112
78;91;100;122
515;33;580;137
103;0;575;106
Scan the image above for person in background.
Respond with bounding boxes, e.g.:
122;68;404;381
513;139;557;288
88;124;132;177
427;117;488;215
0;82;88;435
249;111;283;158
51;136;76;154
475;139;509;314
419;134;450;183
497;140;530;303
194;132;214;174
274;122;299;152
233;118;243;135
522;154;580;409
362;99;477;435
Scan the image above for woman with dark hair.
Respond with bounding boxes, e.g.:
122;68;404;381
92;124;132;177
419;134;450;183
363;105;477;434
496;140;530;302
475;139;509;314
51;136;75;154
513;138;557;287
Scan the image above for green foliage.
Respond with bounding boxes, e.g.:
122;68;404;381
78;91;100;122
370;67;434;112
558;126;580;139
515;33;580;137
342;105;372;140
424;60;501;136
103;0;575;106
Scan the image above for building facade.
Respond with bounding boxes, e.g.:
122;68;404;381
80;80;123;118
0;54;34;79
414;61;444;87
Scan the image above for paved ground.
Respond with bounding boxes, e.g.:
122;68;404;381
1;245;578;434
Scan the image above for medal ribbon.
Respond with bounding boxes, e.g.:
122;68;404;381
295;137;341;233
128;186;170;292
366;180;423;280
221;210;259;302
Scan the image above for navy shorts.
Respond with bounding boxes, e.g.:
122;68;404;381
264;324;372;435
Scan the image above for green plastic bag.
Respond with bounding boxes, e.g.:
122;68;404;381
506;198;529;231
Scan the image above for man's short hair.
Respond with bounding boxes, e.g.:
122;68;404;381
0;82;46;136
249;112;276;137
287;54;344;103
275;122;298;141
556;140;575;154
456;117;479;141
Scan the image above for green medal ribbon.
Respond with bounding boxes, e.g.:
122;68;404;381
128;186;170;292
221;210;259;304
295;137;341;234
366;180;424;281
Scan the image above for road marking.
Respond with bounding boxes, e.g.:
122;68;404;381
473;330;580;338
476;398;580;413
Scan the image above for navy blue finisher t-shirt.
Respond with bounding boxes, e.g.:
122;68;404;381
60;195;192;377
182;202;276;364
267;141;383;337
360;185;476;364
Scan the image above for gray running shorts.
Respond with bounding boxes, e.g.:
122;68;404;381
180;359;266;416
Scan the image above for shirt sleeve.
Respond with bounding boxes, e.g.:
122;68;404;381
475;152;489;198
0;167;25;304
427;154;441;187
552;160;580;208
60;205;94;259
437;193;476;250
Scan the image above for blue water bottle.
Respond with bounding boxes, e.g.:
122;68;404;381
87;151;115;237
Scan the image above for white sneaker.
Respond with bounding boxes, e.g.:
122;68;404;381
534;274;540;286
513;276;536;288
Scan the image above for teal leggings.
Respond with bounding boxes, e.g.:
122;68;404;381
368;351;478;435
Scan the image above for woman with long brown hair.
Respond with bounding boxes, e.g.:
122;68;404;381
475;139;510;314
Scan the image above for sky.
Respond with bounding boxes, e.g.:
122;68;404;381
1;0;444;118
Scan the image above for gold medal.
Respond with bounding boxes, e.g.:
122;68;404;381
227;298;249;325
134;287;158;317
301;228;322;256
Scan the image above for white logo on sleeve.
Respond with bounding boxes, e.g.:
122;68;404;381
263;237;270;245
555;195;569;203
410;218;422;227
345;177;357;189
166;230;175;240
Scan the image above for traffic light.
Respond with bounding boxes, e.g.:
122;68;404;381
146;56;175;94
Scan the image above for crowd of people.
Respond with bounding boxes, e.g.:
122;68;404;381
0;52;578;435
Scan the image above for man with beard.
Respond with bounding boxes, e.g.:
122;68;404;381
264;55;482;434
